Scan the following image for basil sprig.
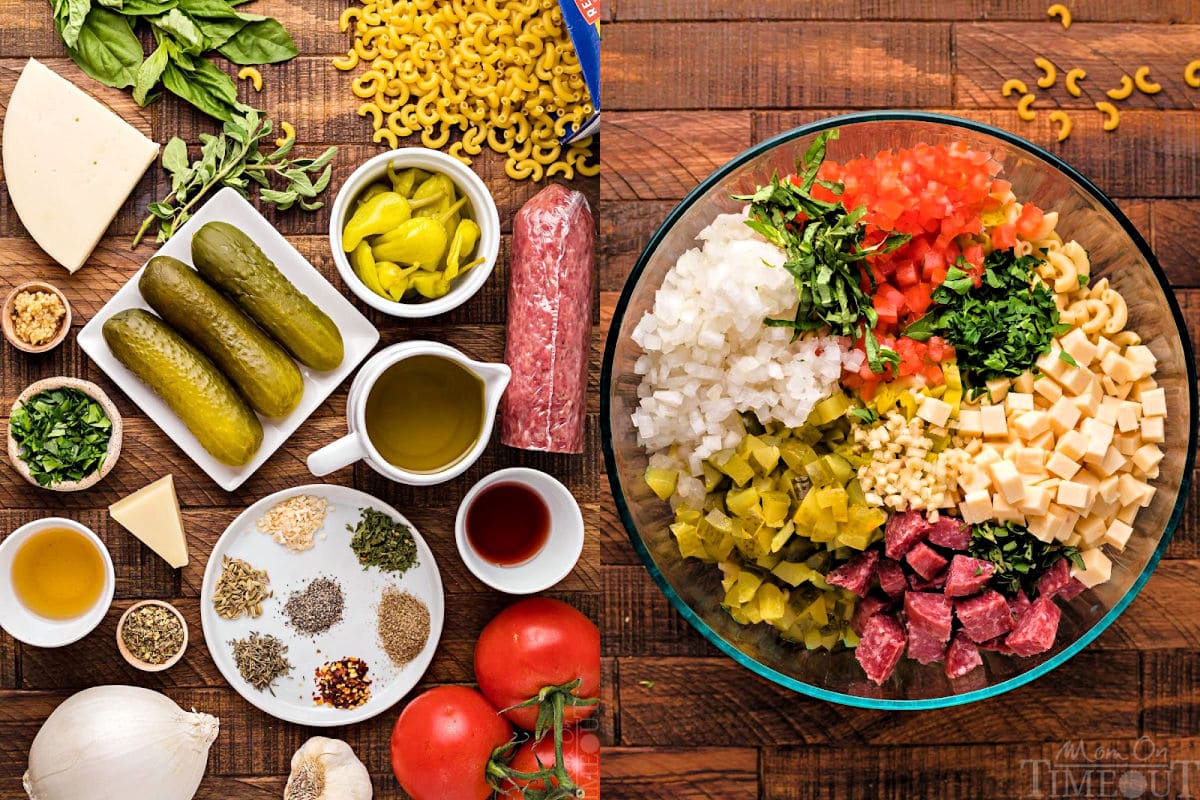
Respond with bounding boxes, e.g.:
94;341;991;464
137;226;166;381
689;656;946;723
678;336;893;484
732;130;911;373
10;389;113;487
48;0;298;122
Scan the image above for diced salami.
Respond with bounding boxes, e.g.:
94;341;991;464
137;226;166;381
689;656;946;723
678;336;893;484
1006;596;1062;657
884;511;932;560
978;635;1017;656
1008;588;1032;621
856;614;907;686
955;590;1015;644
908;569;947;592
944;555;996;597
945;634;983;679
876;558;908;599
904;591;953;641
851;594;891;637
827;549;880;597
905;542;949;581
501;184;595;453
907;625;948;665
1036;558;1072;599
1057;578;1087;601
927;516;972;551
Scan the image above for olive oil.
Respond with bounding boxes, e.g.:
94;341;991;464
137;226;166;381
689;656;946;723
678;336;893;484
365;355;484;473
11;527;105;619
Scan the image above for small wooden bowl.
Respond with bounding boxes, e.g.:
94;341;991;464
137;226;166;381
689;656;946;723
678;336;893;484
116;600;189;673
6;377;123;492
2;281;71;354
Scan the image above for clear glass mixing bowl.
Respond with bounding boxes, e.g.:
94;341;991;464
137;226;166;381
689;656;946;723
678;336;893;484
601;112;1198;708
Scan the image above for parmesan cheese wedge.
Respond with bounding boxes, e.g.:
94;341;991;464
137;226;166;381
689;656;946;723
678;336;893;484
109;475;189;569
2;59;159;272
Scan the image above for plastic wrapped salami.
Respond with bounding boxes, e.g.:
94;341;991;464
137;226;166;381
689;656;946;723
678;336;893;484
501;184;595;453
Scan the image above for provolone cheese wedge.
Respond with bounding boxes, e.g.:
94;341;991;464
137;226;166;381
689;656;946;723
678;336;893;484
109;475;189;569
2;59;159;272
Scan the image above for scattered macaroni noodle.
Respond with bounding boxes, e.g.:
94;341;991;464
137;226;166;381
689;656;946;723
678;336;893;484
1047;3;1072;28
1017;93;1038;121
1106;75;1134;100
1065;68;1086;97
333;0;595;180
1186;60;1200;88
1133;66;1162;94
237;66;263;92
1002;78;1029;97
1048;110;1073;142
275;121;295;148
1095;101;1120;131
1035;57;1058;89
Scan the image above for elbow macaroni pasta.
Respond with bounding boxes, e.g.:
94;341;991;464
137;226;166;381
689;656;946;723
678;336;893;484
237;66;263;91
1064;68;1086;97
1133;66;1162;95
1046;3;1071;28
1034;57;1057;89
1048;110;1073;142
1016;93;1038;121
332;0;595;181
1107;75;1134;101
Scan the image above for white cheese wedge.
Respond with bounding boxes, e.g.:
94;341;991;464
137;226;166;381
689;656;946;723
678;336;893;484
2;59;159;273
109;475;188;569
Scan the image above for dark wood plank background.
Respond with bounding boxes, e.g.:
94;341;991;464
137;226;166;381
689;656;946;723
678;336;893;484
0;1;599;797
600;2;1200;798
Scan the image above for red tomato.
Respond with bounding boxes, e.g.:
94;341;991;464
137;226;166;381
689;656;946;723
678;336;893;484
475;598;601;731
503;727;602;799
390;686;513;800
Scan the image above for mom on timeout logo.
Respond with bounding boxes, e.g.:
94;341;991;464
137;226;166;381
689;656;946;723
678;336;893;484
1021;737;1200;798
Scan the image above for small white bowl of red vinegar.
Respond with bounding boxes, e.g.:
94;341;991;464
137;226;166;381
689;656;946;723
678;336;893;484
455;468;584;594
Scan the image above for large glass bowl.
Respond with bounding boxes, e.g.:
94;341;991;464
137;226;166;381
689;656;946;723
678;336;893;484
601;112;1198;709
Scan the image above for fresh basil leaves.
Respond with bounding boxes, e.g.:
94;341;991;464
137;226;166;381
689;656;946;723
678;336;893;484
48;0;298;122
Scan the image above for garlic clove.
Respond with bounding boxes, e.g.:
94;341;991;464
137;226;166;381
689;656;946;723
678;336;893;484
285;737;372;800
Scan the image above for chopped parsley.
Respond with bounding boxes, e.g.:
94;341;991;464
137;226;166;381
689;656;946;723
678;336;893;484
9;388;113;487
967;520;1085;597
903;249;1068;388
733;130;910;373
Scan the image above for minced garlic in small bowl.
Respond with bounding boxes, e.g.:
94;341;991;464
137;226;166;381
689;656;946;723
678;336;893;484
3;282;71;353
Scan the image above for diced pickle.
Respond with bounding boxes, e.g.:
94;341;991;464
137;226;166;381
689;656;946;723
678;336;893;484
644;467;677;501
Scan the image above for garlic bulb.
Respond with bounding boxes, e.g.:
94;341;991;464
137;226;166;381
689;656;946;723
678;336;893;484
285;737;373;800
23;685;219;800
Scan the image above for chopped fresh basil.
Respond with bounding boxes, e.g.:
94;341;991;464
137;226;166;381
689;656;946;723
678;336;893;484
9;388;113;487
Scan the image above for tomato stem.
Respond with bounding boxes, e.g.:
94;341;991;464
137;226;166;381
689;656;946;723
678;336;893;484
487;683;590;799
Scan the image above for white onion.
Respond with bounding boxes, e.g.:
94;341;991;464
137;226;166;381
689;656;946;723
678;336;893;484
24;685;219;800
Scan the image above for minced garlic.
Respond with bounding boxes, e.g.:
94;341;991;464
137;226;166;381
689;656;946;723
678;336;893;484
11;290;65;346
854;410;970;520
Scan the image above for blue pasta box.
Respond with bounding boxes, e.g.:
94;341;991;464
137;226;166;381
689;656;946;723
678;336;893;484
559;0;600;144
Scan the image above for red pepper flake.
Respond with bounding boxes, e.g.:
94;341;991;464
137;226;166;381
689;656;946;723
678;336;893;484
313;657;372;709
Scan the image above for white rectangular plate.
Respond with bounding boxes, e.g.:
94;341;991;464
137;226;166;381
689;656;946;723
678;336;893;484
78;188;379;491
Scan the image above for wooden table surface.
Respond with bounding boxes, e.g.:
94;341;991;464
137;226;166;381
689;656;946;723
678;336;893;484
601;3;1200;799
0;1;599;797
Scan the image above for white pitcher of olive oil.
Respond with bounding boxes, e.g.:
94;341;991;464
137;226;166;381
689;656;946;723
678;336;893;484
307;341;511;486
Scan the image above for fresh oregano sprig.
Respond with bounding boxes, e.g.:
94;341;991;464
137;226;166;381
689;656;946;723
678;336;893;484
133;110;336;246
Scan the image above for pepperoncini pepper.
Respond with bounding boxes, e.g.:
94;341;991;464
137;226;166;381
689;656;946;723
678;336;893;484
341;192;412;252
350;241;385;296
370;217;448;268
388;164;429;198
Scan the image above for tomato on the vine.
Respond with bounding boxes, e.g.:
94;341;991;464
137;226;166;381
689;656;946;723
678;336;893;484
390;685;513;800
502;726;601;800
474;598;600;731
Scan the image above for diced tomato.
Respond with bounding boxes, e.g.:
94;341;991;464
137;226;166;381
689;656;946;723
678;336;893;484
1015;202;1045;239
902;283;933;316
894;261;920;288
991;223;1017;251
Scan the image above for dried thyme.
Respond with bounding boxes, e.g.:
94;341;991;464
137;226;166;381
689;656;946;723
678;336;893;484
347;508;418;575
212;555;272;620
230;631;292;694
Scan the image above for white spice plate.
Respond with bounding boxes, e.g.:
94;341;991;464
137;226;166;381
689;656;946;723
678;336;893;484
77;188;380;491
200;484;445;726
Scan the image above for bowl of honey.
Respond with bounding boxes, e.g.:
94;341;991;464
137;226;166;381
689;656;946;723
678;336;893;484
0;517;114;647
456;467;585;594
